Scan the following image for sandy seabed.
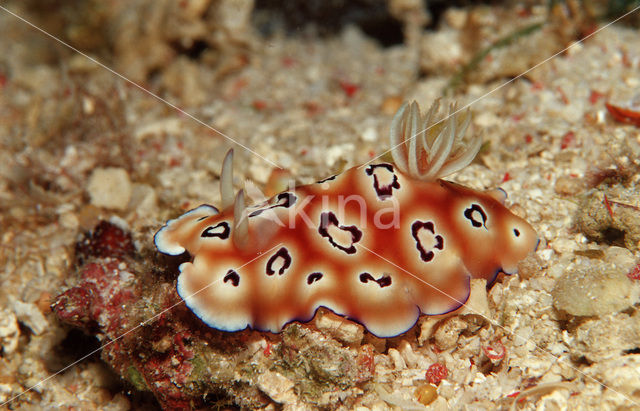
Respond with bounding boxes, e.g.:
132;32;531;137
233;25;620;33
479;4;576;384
1;1;640;409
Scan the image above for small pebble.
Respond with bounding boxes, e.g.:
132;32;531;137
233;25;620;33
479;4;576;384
256;371;297;404
0;310;20;355
314;310;364;346
434;316;467;351
87;167;132;210
414;384;438;405
517;253;543;280
552;264;640;316
11;300;48;335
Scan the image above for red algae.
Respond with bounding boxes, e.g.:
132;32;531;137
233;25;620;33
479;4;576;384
426;362;448;385
52;221;199;409
52;220;376;409
75;220;136;261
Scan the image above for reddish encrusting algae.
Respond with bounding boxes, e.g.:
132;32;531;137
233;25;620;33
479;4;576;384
51;220;376;409
52;221;199;409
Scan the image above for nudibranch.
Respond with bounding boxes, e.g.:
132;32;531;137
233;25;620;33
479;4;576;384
155;100;538;337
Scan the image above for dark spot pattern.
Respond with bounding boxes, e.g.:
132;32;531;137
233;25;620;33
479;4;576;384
266;247;292;276
196;215;209;222
513;228;520;237
249;192;297;217
316;175;336;184
365;164;400;200
318;211;362;255
307;272;323;284
411;220;444;262
359;272;392;288
223;270;240;287
201;222;231;239
464;204;488;229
